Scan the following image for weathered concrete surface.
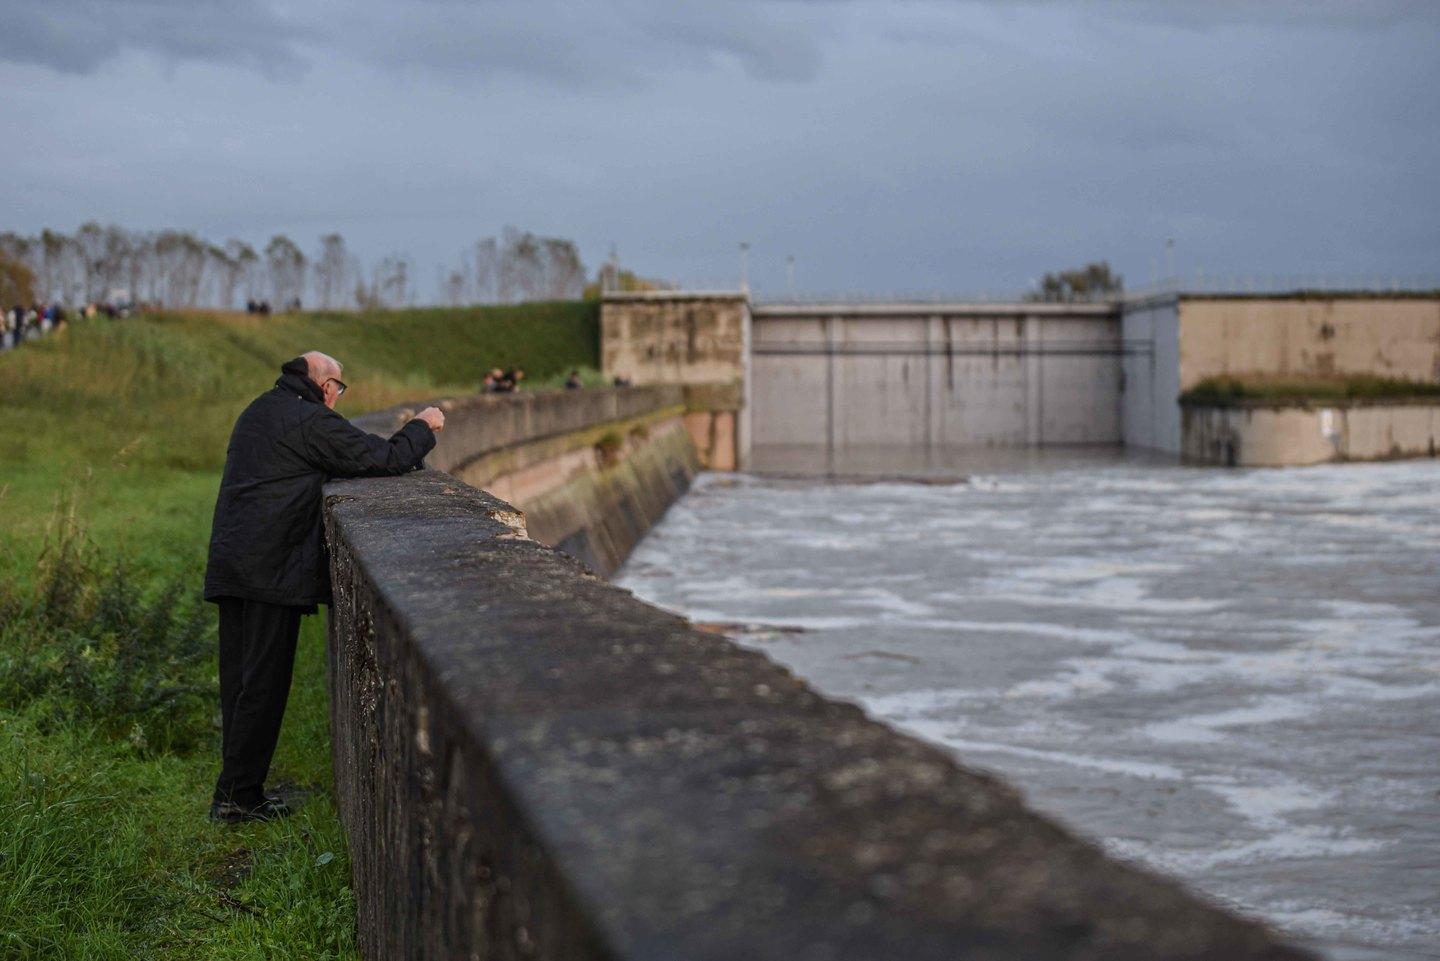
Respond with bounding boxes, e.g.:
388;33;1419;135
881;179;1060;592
1178;296;1440;390
324;469;1313;961
511;416;699;575
350;385;685;475
350;386;697;574
600;291;748;387
600;292;750;468
749;303;1125;451
1181;397;1440;466
1123;294;1440;456
1121;295;1182;453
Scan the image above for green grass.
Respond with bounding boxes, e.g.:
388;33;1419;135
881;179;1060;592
1180;373;1440;407
0;302;598;957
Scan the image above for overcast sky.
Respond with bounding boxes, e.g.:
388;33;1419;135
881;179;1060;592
2;0;1437;297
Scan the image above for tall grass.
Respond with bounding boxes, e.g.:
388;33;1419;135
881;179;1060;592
0;303;597;957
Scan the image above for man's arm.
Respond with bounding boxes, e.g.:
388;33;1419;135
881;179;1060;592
301;407;444;478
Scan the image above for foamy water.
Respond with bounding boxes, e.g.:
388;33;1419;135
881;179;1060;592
616;452;1440;960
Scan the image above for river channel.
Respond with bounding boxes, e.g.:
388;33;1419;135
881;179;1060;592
615;449;1440;960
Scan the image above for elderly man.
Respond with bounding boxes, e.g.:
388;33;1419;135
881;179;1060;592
204;351;445;822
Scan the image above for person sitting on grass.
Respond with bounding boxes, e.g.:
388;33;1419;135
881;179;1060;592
203;351;445;823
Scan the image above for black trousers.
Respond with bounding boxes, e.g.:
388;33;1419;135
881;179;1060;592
213;597;304;806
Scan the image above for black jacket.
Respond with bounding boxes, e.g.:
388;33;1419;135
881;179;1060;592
204;360;435;608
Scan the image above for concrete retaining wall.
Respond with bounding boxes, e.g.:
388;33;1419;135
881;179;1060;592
351;386;698;575
323;469;1313;961
1182;399;1440;466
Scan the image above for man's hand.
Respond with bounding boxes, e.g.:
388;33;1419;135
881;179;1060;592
416;406;445;432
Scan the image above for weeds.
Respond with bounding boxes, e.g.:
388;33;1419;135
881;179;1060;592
0;505;212;753
1181;374;1440;406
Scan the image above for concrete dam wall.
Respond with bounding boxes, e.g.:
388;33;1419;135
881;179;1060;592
751;302;1127;452
326;388;1312;960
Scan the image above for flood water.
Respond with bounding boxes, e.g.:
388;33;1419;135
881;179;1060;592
616;448;1440;960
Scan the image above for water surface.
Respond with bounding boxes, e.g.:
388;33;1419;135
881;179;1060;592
617;450;1440;960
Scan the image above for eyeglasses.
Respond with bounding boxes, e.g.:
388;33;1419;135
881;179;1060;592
324;377;348;397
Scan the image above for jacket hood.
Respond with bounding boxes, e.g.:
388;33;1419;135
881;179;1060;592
276;357;325;404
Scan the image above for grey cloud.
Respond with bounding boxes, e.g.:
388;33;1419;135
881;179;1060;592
0;0;833;87
0;0;311;76
1006;0;1440;30
325;0;831;88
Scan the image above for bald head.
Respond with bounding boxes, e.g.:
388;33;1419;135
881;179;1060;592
302;350;342;383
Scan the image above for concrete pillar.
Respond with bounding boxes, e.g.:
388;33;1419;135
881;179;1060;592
927;314;945;453
1023;314;1044;445
738;299;753;470
826;314;840;462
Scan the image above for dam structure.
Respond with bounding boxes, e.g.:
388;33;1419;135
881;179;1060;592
600;286;1440;470
326;370;1318;959
318;284;1440;959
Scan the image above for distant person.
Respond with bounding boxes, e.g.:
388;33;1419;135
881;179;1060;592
612;373;633;388
564;370;582;390
481;370;497;392
511;367;526;391
203;351;445;822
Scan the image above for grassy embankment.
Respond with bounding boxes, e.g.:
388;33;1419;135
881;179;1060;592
1180;373;1440;406
0;302;598;959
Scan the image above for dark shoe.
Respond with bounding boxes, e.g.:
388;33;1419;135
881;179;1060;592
209;795;292;823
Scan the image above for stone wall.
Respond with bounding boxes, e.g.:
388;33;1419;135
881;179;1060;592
323;469;1314;961
351;386;697;575
1182;398;1440;466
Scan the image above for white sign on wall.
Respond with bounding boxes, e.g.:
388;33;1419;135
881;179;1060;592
1319;408;1340;443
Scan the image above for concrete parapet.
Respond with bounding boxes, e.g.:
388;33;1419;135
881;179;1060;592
350;385;686;475
350;385;697;574
323;469;1313;961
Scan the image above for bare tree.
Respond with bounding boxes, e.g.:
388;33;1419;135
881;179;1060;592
440;268;466;306
265;234;306;308
312;232;352;309
540;237;586;299
472;237;498;303
357;254;413;310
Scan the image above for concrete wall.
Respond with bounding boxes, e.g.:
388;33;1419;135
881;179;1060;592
1122;295;1440;457
1121;296;1182;453
351;386;697;575
323;468;1313;961
1182;399;1440;466
750;303;1123;451
1177;296;1440;390
600;291;750;468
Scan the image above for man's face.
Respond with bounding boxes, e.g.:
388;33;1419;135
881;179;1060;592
316;363;346;410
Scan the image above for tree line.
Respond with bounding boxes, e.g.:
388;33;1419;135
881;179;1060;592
0;223;590;310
